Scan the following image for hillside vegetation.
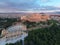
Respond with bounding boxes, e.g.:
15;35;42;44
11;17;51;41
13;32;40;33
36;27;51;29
6;20;60;45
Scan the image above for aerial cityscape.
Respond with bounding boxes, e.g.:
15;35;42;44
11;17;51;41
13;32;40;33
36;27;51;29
0;0;60;45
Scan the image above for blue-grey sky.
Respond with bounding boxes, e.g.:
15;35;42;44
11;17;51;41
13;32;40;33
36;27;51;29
0;0;60;11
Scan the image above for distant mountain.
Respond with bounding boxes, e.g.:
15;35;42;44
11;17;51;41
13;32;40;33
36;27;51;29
0;6;60;12
31;6;60;11
54;12;60;14
46;11;60;14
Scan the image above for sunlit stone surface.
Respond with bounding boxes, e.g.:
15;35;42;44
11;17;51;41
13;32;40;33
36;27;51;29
0;24;28;45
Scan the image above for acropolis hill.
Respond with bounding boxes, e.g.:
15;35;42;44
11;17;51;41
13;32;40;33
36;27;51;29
21;13;50;22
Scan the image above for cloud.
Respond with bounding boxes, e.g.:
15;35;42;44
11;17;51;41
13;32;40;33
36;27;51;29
40;0;49;2
0;0;51;9
0;0;60;12
0;2;8;6
0;0;38;9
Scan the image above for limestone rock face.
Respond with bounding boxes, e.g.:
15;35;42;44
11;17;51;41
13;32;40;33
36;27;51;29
1;29;8;36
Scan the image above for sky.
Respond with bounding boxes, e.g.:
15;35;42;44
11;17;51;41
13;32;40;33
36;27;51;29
0;0;60;12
